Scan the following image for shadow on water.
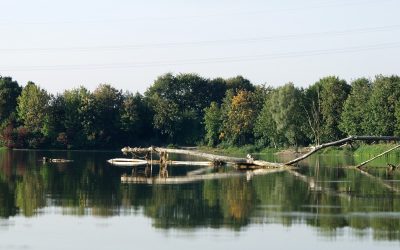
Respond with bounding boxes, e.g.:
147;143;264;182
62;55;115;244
0;149;399;241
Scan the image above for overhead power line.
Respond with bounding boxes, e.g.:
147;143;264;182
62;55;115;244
0;24;399;53
0;0;395;26
1;41;399;72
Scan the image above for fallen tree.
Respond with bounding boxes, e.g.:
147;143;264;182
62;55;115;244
284;136;400;165
121;136;400;169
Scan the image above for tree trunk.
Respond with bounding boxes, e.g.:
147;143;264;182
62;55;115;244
121;136;400;169
285;136;400;165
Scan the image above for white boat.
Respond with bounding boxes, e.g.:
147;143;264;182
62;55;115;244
107;158;147;166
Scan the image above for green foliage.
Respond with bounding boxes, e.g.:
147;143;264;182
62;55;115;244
366;75;400;136
223;90;259;145
255;83;307;147
120;92;153;144
340;78;372;136
312;76;351;142
270;83;307;146
91;84;123;147
16;82;51;147
61;87;90;148
225;75;255;94
146;73;255;145
0;76;21;124
17;82;51;134
395;100;400;136
1;73;400;149
204;102;222;146
254;100;278;147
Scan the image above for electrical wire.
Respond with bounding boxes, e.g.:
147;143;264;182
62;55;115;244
1;41;399;72
0;24;399;53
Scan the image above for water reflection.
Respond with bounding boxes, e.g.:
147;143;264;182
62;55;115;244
0;149;399;241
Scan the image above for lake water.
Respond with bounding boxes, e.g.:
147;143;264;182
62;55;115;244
0;149;399;250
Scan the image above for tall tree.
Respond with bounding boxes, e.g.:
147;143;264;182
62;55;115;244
91;84;123;147
366;75;400;136
224;90;258;145
307;76;350;143
120;92;152;144
339;78;372;136
146;73;214;144
255;83;307;147
0;76;22;124
17;82;51;138
225;75;255;94
56;87;91;148
204;102;222;146
254;98;278;148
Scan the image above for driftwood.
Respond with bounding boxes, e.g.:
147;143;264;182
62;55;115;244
356;144;400;168
122;146;287;168
122;146;247;164
121;136;400;170
285;136;400;165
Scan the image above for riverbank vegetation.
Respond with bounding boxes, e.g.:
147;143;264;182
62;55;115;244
0;73;400;149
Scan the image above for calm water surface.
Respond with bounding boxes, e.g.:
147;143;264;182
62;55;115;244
0;149;399;250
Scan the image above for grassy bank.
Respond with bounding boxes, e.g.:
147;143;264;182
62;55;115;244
200;143;400;157
316;143;400;156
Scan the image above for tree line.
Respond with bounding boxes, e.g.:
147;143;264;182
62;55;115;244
0;73;399;149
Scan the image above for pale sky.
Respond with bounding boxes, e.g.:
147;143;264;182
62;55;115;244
0;0;399;94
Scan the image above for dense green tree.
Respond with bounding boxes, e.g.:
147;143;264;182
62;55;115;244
0;76;21;124
61;87;91;147
204;102;222;146
366;75;400;136
152;96;181;142
16;82;51;147
255;83;307;147
1;73;400;149
147;73;230;144
91;84;123;147
223;90;258;145
225;75;255;94
120;92;153;144
339;78;372;136
303;85;323;145
17;82;51;133
307;76;350;143
254;99;278;147
395;101;400;136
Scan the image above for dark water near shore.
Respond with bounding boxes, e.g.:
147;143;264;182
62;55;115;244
0;149;400;249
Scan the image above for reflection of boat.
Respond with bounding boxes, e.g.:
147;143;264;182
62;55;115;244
107;158;147;166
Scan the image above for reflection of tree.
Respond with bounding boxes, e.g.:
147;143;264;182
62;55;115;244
119;177;256;230
0;182;17;218
16;170;45;216
1;150;400;240
142;184;225;229
220;178;255;227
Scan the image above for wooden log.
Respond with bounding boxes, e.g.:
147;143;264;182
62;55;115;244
122;146;248;164
285;136;400;165
122;146;286;168
356;144;400;168
121;136;400;169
